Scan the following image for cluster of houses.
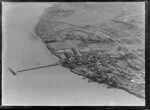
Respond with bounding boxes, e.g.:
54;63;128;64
64;48;98;65
40;32;57;43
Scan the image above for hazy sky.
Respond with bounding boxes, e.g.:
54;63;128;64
2;2;145;106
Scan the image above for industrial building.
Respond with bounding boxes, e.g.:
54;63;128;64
64;48;98;65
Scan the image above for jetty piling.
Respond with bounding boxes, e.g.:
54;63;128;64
8;61;62;75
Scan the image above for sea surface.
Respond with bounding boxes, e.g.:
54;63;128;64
2;2;145;105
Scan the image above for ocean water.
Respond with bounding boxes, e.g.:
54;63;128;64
2;2;145;106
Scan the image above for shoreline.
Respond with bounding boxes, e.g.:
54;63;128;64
71;67;145;99
3;3;145;105
39;37;145;99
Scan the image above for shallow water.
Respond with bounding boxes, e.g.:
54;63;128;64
2;2;145;105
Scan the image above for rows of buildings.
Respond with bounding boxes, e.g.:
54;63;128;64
63;48;98;65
